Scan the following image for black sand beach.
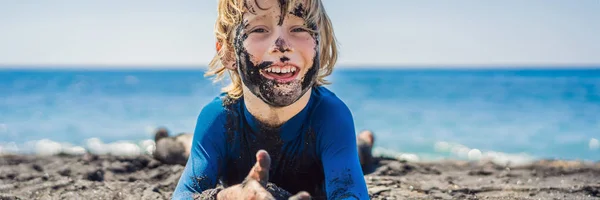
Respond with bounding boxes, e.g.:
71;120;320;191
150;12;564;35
1;154;599;200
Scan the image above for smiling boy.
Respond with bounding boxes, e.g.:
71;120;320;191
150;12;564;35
172;0;369;199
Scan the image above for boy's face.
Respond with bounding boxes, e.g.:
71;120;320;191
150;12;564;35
234;0;319;107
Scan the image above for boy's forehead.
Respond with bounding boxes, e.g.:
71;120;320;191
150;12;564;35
244;0;307;16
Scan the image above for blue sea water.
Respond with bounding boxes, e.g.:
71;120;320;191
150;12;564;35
1;68;599;163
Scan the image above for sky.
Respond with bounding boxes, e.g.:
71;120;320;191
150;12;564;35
0;0;599;68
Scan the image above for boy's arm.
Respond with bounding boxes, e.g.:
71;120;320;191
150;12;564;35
172;100;228;199
317;101;370;199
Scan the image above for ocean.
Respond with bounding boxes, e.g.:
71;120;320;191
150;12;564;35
1;68;599;164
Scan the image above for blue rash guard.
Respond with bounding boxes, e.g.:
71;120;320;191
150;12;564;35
172;86;369;199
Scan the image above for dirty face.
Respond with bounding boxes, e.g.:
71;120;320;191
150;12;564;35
234;0;320;107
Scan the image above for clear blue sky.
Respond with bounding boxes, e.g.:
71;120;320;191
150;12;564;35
1;0;599;67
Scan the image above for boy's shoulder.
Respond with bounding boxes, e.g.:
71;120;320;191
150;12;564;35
310;86;353;120
204;92;241;108
197;93;240;121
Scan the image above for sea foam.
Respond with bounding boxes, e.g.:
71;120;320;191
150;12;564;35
0;138;155;157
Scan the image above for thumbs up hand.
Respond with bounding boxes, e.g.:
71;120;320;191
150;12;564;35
216;150;311;200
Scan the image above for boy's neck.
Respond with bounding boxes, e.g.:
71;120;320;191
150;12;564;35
242;86;312;128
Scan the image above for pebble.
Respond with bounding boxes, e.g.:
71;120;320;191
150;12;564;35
369;186;391;195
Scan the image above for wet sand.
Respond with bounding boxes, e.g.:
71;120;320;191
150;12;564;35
1;154;599;200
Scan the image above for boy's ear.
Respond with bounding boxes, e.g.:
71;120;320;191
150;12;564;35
217;41;236;70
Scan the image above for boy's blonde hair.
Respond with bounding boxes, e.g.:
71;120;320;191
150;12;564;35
205;0;338;99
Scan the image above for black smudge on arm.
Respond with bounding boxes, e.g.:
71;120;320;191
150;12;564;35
328;168;360;199
192;175;215;192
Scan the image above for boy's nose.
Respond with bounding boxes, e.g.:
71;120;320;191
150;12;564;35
270;37;293;54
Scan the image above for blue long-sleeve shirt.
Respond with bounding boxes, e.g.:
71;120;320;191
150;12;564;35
172;86;369;199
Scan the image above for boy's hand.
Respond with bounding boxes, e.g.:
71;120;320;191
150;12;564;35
217;150;311;200
288;192;311;200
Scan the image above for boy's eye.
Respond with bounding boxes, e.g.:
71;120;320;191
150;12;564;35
251;28;267;33
291;27;307;32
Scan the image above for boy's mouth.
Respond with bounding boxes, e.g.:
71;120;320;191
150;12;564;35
259;64;300;83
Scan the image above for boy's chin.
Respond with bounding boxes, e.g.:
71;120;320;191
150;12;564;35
254;85;311;107
259;89;303;107
243;76;315;107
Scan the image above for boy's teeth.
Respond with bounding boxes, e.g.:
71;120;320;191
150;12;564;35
265;66;297;73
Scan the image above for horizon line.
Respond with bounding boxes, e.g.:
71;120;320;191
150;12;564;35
1;63;599;70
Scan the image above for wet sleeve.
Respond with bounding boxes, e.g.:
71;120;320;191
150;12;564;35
172;100;228;200
317;101;370;199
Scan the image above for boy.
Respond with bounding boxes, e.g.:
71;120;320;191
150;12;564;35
173;0;370;199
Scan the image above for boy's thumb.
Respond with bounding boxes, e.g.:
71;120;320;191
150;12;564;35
289;191;311;200
246;149;271;184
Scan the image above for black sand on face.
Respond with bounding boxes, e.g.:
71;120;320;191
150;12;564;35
1;154;599;200
233;1;319;108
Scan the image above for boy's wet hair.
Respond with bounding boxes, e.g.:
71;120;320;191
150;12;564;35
205;0;338;99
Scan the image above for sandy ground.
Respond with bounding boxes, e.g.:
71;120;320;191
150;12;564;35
1;154;599;200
